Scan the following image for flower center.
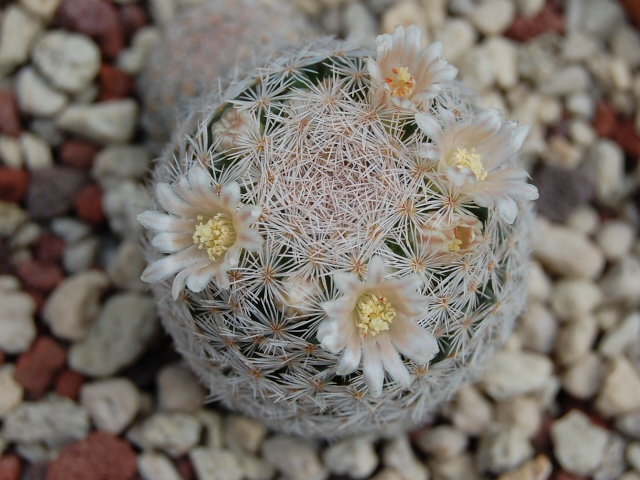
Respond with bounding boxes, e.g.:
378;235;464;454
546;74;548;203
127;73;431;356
355;292;396;337
384;67;415;97
450;147;487;181
193;213;236;261
448;227;463;252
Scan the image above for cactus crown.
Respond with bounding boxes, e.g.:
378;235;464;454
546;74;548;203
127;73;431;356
140;27;537;437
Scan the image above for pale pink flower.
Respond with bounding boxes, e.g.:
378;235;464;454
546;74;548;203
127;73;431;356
418;212;484;261
367;25;458;110
138;165;263;299
318;256;438;397
212;107;260;151
415;108;539;224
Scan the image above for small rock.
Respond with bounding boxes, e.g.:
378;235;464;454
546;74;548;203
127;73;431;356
237;453;276;480
599;313;640;358
157;362;205;413
550;279;602;322
449;385;493;435
527;261;551;302
518;302;557;354
32;31;100;93
120;5;149;42
60;139;100;170
106;240;146;290
26;166;87;220
382;435;428;480
627;443;640;473
140;412;201;457
46;431;137;480
0;91;23;137
15;68;67;118
116;26;161;75
19;0;61;19
0;202;28;237
551;410;609;476
541;66;590;96
149;0;176;25
380;0;428;38
587;140;625;206
14;336;66;399
43;270;110;341
567;0;625;41
495;396;542;439
0;136;24;168
80;378;140;434
505;2;563;41
485;37;518;89
478;425;534;474
618;412;640;440
343;2;377;40
0;167;28;203
554;317;598;366
594;433;627;480
54;369;84;400
439;19;477;64
612;27;640;69
471;0;515;35
429;453;478;480
497;455;552;480
534;217;605;279
561;32;598;63
481;350;554;401
0;454;21;480
138;452;183;480
97;64;135;101
34;232;65;264
103;180;151;238
0;286;36;354
69;292;159;376
600;257;640;306
596;357;640;417
63;236;100;274
50;217;91;243
92;145;149;189
224;415;266;454
0;365;24;418
323;437;378;479
262;435;327;480
561;352;605;400
190;447;244;480
566;93;595;118
593;100;618;138
15;260;64;293
1;395;90;449
198;410;224;449
415;425;467;459
568;120;595;147
73;183;104;226
56;100;138;144
595;220;635;261
614;119;640;158
0;6;43;72
20;132;53;170
533;166;594;223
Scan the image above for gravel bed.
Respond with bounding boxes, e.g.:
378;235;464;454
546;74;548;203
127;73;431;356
1;0;640;479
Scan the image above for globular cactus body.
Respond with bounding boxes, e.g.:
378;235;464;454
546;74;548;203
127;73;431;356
139;26;538;438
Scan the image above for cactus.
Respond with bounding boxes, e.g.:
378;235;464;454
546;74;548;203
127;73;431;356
138;0;311;145
139;26;538;438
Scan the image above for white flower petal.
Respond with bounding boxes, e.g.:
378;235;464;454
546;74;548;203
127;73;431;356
366;256;386;285
318;318;352;354
390;316;439;365
322;297;354;319
138;211;193;233
141;245;202;283
221;182;241;209
333;271;362;295
152;232;193;253
362;339;384;398
415;112;443;141
378;335;411;388
156;183;197;217
336;333;361;375
185;264;216;292
236;205;261;225
188;165;214;199
171;268;190;299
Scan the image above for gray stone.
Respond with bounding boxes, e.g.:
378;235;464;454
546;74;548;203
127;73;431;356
470;0;515;35
555;317;598;366
550;279;602;322
15;67;67;117
0;365;23;418
616;411;640;440
92;145;150;189
138;452;183;480
551;410;609;476
32;31;100;93
80;378;141;434
599;313;640;358
481;350;554;401
190;447;244;480
343;2;376;39
141;412;201;457
0;136;24;168
19;0;61;19
518;302;557;354
449;385;493;435
50;217;91;243
107;240;147;291
103;180;151;238
594;433;627;480
323;437;378;479
262;435;327;480
382;435;429;480
224;415;267;454
0;286;36;354
494;396;541;439
157;363;204;413
438;19;477;64
69;292;159;377
596;357;640;417
588;140;625;206
21;132;53;170
43;270;110;341
63;236;100;274
57;100;138;144
0;202;28;237
2;395;90;449
0;6;42;71
562;352;605;400
478;425;534;474
600;257;640;307
415;425;467;459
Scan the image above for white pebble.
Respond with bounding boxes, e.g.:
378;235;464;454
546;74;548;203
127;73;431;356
380;1;429;39
527;261;551;302
138;452;183;480
438;19;477;64
550;279;602;322
550;410;609;476
57;100;139;144
596;357;640;417
517;301;557;354
562;32;598;62
141;412;202;457
116;27;161;75
197;410;224;449
568;120;595;147
611;57;632;91
32;31;100;93
554;316;598;366
382;435;429;480
107;240;147;291
485;37;518;89
0;365;24;418
0;286;36;354
15;67;67;117
157;363;205;413
0;202;28;237
481;350;554;401
323;437;378;479
0;136;24;168
566;92;595;118
495;396;542;439
415;425;467;459
534;217;605;279
498;455;552;480
21;132;53;170
617;412;640;440
429;453;476;480
343;2;377;39
545;135;583;169
19;0;60;19
541;66;590;96
236;453;275;480
515;0;545;16
470;0;515;35
92;145;150;189
262;435;327;480
80;378;141;435
0;6;43;70
599;313;640;358
588;139;625;206
149;0;176;25
43;270;110;341
190;447;244;480
224;415;267;454
595;220;635;261
600;257;640;306
63;236;100;274
561;352;604;400
612;27;640;69
478;425;534;474
103;180;151;239
566;205;600;236
627;443;640;474
449;385;493;435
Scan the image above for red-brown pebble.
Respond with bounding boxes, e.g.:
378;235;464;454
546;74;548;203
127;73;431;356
0;168;29;203
27;167;88;221
14;336;67;399
55;369;85;400
60;140;100;170
505;2;564;42
16;260;64;293
55;0;125;60
176;456;196;480
35;232;66;264
120;4;149;43
592;100;618;138
24;289;46;314
46;431;137;480
97;64;135;101
614;119;640;159
74;183;104;226
0;349;5;365
620;0;640;27
21;463;48;480
552;472;588;480
0;454;21;480
0;90;22;137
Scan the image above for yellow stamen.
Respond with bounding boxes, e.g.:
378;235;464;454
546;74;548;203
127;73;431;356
384;66;415;97
193;213;236;261
450;147;487;181
355;292;396;337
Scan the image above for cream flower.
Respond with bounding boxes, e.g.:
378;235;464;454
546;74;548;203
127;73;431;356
138;165;263;299
415;108;539;224
418;212;483;261
212;107;260;151
367;25;458;110
318;256;438;397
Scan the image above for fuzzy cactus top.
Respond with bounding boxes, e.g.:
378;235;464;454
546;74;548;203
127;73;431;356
139;26;538;437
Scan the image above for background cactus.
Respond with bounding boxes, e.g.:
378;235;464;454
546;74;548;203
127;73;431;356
140;27;538;438
138;0;311;147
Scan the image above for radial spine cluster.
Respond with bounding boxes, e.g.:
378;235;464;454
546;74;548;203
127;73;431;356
140;26;538;438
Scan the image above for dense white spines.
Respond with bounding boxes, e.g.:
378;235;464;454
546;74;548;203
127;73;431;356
140;28;537;438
